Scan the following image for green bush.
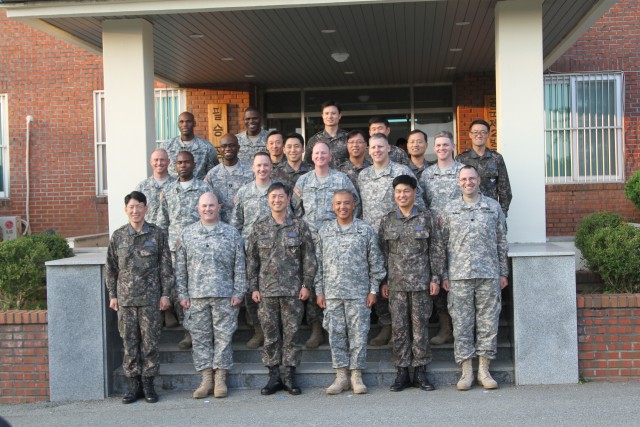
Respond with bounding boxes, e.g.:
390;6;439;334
588;225;640;293
574;212;624;271
25;233;73;260
624;169;640;211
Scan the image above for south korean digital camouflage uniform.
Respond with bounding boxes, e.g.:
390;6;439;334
304;129;349;167
161;136;219;180
410;160;433;182
135;175;177;230
379;207;445;368
338;158;371;196
270;161;313;188
437;195;509;364
175;221;247;371
315;219;386;369
105;222;174;378
388;145;411;168
236;129;270;164
246;215;317;368
203;161;254;223
456;149;512;216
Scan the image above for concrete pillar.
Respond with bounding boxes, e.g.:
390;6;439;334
495;0;546;243
103;19;155;233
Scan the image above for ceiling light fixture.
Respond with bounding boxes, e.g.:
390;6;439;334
450;48;462;52
221;57;234;61
345;71;356;75
455;21;470;26
445;66;457;70
331;52;350;63
321;29;336;34
245;74;256;78
189;33;204;39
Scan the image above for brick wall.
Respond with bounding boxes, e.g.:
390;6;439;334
186;84;254;137
454;72;496;153
577;294;640;381
0;310;49;403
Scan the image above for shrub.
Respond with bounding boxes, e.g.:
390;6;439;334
574;212;624;271
624;169;640;211
588;225;640;293
25;233;73;260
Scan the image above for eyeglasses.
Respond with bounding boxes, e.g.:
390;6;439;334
470;131;489;136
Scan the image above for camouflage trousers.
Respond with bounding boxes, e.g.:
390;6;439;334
244;293;260;326
170;251;184;323
389;290;433;367
117;305;162;377
374;298;392;326
432;289;449;316
305;290;323;325
258;296;303;367
448;278;501;365
185;297;239;371
323;298;371;370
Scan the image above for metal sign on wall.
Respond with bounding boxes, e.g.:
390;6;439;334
484;95;497;151
208;104;228;149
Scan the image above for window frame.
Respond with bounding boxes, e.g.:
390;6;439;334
0;94;10;199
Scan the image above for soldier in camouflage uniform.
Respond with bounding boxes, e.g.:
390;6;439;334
420;131;465;346
203;134;254;223
106;191;174;404
456;119;512;217
236;106;270;164
160;111;219;180
247;182;317;396
267;130;288;173
379;175;445;392
368;116;411;167
315;190;386;395
304;100;348;167
338;129;372;197
176;192;247;399
438;165;509;391
407;130;432;180
271;133;312;188
358;133;425;346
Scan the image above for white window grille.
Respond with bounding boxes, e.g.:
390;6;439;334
0;94;8;198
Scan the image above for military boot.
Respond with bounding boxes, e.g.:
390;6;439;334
246;325;264;349
389;367;411;392
177;331;192;350
368;325;391;346
456;359;474;391
430;312;454;345
193;368;214;399
164;308;178;328
304;321;324;349
478;356;498;389
122;375;144;404
214;368;228;398
142;376;158;403
413;365;435;391
351;369;367;394
261;366;284;395
325;368;350;395
283;366;301;395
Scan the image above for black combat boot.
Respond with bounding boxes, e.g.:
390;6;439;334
122;376;144;404
389;367;411;392
261;365;284;395
283;366;301;395
142;376;158;403
413;365;435;391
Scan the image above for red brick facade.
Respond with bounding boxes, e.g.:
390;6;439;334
0;310;49;403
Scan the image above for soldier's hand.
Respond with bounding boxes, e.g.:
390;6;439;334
109;298;119;311
429;282;440;296
299;287;310;301
442;279;450;292
231;296;243;307
252;291;261;303
366;293;377;308
316;295;326;309
159;296;171;311
500;276;509;289
180;298;191;309
294;187;302;198
381;283;389;299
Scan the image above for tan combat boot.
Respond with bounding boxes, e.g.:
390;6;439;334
325;368;350;395
456;359;474;391
430;312;454;345
351;369;367;394
177;331;192;350
477;356;498;389
304;321;324;349
368;325;391;346
192;368;214;399
214;369;228;398
164;309;178;328
246;325;264;349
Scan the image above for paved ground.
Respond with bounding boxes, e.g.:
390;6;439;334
3;382;640;427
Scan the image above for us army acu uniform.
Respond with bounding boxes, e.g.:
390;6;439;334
161;135;219;180
305;129;349;167
135;175;176;230
271;161;313;188
246;215;317;369
236;129;270;164
456;149;512;216
315;219;386;370
438;195;509;364
338;159;371;195
203;161;254;223
175;221;247;373
106;222;174;379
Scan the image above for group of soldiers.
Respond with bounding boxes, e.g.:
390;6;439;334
105;101;512;404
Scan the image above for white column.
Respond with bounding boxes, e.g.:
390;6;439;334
495;0;546;243
103;19;155;233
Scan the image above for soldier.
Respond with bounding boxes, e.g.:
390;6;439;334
338;129;372;195
160;111;219;180
420;131;465;346
271;133;313;188
304;100;348;167
106;191;174;404
379;175;444;392
368;116;411;167
456;119;512;217
358;133;425;346
439;165;509;391
267;130;288;173
247;182;317;396
231;151;276;349
407;130;432;180
176;192;247;399
236;106;270;164
316;190;386;395
203;134;254;223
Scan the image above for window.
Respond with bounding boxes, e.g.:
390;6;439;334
0;95;9;198
93;88;186;196
544;72;624;184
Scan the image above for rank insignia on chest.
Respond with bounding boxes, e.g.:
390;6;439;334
145;241;154;247
415;226;424;231
288;233;297;237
